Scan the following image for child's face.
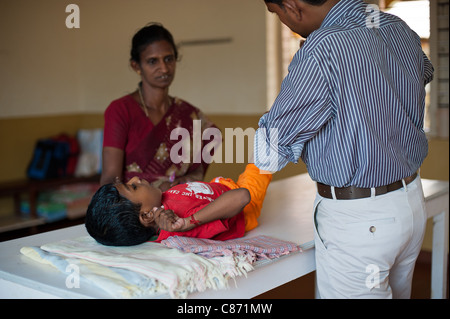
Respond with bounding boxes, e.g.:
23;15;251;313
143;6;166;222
115;176;162;214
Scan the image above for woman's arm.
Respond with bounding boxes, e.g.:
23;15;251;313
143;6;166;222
154;188;251;232
100;146;124;185
158;165;205;191
178;164;204;183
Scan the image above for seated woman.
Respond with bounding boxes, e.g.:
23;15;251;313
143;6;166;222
101;23;218;191
86;164;272;246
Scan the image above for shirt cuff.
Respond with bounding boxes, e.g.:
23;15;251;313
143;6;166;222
253;126;290;173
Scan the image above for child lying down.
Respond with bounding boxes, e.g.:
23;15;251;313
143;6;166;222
85;164;272;246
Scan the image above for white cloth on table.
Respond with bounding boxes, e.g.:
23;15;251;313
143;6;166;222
20;235;301;298
21;236;250;298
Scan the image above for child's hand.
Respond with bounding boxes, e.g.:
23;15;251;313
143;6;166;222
153;207;186;232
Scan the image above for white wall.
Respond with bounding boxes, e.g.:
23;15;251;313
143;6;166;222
0;0;267;118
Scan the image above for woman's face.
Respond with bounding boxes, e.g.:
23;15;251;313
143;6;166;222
133;40;176;89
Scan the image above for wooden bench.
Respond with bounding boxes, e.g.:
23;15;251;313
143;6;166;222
0;175;100;231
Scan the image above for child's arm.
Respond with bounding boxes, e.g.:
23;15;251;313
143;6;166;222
154;188;250;232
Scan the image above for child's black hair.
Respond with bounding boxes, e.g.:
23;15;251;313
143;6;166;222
85;183;157;246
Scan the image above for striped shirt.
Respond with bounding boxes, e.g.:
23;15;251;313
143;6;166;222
255;0;434;188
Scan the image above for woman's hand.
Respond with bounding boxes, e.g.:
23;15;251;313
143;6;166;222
158;181;173;192
101;147;124;185
158;172;201;192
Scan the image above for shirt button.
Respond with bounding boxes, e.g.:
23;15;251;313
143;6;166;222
369;226;376;233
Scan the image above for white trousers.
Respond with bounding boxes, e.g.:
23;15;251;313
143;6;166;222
314;176;427;299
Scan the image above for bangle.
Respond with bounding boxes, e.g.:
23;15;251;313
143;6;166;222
189;214;201;226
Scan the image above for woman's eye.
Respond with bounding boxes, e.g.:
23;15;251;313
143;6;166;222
131;184;137;190
165;56;175;63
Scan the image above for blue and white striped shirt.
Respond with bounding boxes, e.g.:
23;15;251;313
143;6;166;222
255;0;434;188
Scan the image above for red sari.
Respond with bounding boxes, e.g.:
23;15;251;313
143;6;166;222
103;95;219;184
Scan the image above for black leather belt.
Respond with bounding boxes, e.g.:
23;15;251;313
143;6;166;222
317;173;418;200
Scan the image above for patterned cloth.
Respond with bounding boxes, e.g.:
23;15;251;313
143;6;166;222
161;235;301;263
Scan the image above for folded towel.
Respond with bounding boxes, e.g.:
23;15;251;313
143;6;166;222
20;235;300;299
21;236;252;299
21;245;162;298
161;235;301;265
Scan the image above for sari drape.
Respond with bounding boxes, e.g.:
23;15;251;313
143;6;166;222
124;97;219;184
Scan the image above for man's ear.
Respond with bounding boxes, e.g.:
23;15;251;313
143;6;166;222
139;211;154;228
283;0;302;20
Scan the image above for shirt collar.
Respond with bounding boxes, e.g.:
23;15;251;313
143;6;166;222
320;0;366;28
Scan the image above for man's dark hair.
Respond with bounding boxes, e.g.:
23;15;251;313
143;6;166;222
264;0;328;7
85;183;157;246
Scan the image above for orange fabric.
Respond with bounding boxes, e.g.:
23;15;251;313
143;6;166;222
211;164;272;231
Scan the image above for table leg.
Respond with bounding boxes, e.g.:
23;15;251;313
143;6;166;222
431;210;449;299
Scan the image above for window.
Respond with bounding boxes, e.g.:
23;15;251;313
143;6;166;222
429;0;449;138
384;1;441;137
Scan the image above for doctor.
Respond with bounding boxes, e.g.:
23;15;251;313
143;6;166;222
254;0;433;298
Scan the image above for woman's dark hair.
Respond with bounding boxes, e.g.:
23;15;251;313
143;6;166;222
85;183;157;246
130;23;179;63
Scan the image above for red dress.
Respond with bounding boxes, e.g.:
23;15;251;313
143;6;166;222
103;94;219;183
